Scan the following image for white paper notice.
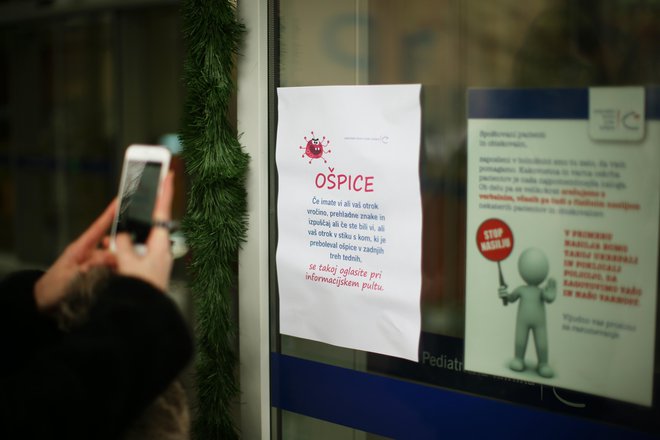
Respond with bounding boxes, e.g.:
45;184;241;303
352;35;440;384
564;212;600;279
276;85;422;361
464;87;660;406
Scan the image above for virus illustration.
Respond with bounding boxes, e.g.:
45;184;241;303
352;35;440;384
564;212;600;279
300;131;331;164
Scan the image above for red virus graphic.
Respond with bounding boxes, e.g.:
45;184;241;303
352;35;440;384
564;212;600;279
300;131;331;164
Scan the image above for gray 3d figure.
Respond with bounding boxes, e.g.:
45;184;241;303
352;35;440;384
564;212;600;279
499;247;556;378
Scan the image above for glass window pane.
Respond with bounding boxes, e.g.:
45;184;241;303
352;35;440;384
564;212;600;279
271;0;660;437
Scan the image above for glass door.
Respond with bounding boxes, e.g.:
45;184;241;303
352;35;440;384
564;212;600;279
266;1;660;438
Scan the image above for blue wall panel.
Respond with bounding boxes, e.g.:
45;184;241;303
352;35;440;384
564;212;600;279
272;353;655;439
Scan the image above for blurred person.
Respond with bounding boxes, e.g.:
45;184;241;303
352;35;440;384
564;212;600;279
0;173;193;439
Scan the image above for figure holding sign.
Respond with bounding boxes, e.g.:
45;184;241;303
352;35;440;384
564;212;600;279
499;247;557;378
476;218;514;305
476;219;556;378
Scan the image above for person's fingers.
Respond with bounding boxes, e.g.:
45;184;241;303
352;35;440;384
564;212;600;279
153;171;174;222
101;236;111;250
114;232;135;258
147;226;172;256
79;249;117;272
147;171;174;253
71;199;118;256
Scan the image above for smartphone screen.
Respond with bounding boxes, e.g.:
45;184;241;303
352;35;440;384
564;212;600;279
116;160;163;244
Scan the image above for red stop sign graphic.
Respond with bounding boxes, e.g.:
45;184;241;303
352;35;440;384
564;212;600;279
476;218;514;262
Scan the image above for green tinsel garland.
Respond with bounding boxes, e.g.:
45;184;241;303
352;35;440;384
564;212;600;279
180;0;248;438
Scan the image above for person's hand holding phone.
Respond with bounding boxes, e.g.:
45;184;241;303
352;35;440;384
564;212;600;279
114;172;175;292
34;200;118;310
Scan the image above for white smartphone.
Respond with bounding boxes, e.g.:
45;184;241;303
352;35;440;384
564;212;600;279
110;144;171;254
